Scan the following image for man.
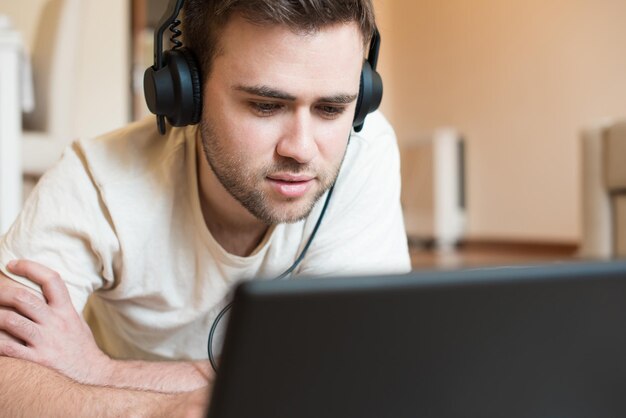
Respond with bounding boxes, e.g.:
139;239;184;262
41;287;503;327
0;0;409;415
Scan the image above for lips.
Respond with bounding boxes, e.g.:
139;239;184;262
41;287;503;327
267;173;315;198
267;173;314;182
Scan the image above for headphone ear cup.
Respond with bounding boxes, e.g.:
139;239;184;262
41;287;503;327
352;60;383;132
178;47;203;125
143;47;202;128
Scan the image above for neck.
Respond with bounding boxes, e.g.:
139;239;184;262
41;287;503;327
196;137;269;257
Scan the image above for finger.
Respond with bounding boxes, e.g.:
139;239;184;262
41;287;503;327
0;339;35;362
0;286;52;324
0;327;23;345
0;310;42;346
6;260;71;308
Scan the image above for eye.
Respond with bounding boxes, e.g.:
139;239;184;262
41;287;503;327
250;102;283;116
317;105;346;119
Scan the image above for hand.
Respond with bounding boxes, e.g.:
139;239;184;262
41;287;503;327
0;260;113;384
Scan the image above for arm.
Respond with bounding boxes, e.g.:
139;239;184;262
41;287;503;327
0;262;214;393
0;145;214;393
103;358;213;393
0;356;209;418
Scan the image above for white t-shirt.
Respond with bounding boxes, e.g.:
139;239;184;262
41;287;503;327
0;112;410;361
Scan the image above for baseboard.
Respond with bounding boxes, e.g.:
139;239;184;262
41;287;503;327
456;239;579;256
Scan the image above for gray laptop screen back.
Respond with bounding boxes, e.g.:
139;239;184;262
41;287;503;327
207;261;626;418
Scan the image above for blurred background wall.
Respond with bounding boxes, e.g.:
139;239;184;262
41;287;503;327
374;0;626;244
1;0;130;140
2;0;626;246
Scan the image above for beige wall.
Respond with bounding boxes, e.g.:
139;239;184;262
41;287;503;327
0;0;48;47
378;0;626;243
0;0;130;139
73;0;130;138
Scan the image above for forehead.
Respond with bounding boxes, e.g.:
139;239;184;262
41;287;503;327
209;15;364;96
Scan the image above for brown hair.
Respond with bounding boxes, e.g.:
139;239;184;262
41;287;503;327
183;0;376;81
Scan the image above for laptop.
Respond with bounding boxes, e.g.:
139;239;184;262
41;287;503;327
207;260;626;418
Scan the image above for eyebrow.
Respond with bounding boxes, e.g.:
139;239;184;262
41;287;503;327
233;84;358;104
319;93;359;104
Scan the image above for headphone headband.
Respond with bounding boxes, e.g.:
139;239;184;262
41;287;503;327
368;28;381;70
153;0;185;70
352;28;383;133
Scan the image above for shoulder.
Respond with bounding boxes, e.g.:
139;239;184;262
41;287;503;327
338;111;401;188
75;117;190;186
352;111;396;144
30;117;197;231
349;111;397;152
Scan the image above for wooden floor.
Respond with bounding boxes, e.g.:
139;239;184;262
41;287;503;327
409;240;581;271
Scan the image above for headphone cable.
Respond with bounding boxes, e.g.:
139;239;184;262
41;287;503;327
207;182;336;372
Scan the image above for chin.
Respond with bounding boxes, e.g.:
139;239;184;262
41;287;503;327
242;184;329;225
268;204;314;224
262;196;320;224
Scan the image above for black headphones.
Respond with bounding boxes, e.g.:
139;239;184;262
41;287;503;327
144;0;383;135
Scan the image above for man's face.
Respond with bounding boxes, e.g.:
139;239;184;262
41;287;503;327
199;15;364;224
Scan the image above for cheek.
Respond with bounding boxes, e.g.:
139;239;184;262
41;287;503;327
316;123;352;164
204;99;277;157
228;118;282;155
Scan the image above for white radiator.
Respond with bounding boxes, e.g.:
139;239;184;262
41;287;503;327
579;121;626;259
401;128;466;250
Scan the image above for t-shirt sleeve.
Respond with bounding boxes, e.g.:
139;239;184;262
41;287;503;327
295;113;411;277
0;143;120;312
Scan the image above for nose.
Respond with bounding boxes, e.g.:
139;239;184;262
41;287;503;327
275;110;317;164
